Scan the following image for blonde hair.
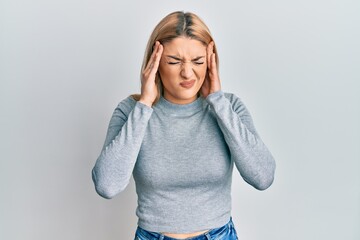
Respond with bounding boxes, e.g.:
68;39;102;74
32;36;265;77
130;11;219;105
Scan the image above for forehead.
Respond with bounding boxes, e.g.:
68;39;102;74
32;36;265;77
162;37;206;57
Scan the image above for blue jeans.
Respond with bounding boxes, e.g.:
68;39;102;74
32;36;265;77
134;217;238;240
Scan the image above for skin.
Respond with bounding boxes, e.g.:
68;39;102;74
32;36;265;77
139;37;221;238
139;37;221;106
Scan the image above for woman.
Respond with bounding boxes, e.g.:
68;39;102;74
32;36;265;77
92;11;276;240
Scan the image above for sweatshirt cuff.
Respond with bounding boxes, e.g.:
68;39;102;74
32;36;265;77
205;90;225;108
136;100;154;114
133;101;154;123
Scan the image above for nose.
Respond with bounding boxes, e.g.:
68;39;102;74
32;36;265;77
180;62;194;79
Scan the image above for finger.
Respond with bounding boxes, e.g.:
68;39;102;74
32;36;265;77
207;41;214;68
210;53;217;75
146;41;159;69
150;42;162;68
149;44;163;76
206;42;212;67
145;41;160;70
204;71;210;85
201;71;210;95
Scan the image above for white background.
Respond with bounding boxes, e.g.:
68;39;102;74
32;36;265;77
1;1;359;239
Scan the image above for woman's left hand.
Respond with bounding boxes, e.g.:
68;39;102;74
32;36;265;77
200;41;221;98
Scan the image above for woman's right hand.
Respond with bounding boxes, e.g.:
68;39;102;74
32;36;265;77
139;41;163;107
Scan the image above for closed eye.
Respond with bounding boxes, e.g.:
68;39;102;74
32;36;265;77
167;61;204;65
165;55;206;66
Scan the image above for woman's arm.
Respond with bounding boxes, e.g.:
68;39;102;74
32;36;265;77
92;98;153;199
206;90;276;190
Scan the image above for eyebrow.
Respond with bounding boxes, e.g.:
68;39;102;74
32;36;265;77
165;55;205;61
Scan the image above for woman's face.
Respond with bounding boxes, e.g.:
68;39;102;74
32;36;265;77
158;37;207;104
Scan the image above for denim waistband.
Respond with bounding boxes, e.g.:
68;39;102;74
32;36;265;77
135;217;235;240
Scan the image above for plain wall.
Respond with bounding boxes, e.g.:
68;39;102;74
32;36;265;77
0;0;359;239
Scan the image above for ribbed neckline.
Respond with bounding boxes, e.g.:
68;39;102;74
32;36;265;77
155;94;205;116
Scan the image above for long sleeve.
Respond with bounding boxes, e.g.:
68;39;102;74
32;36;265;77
92;99;153;199
206;90;276;190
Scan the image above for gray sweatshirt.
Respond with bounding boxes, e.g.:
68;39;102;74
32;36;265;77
91;90;276;233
